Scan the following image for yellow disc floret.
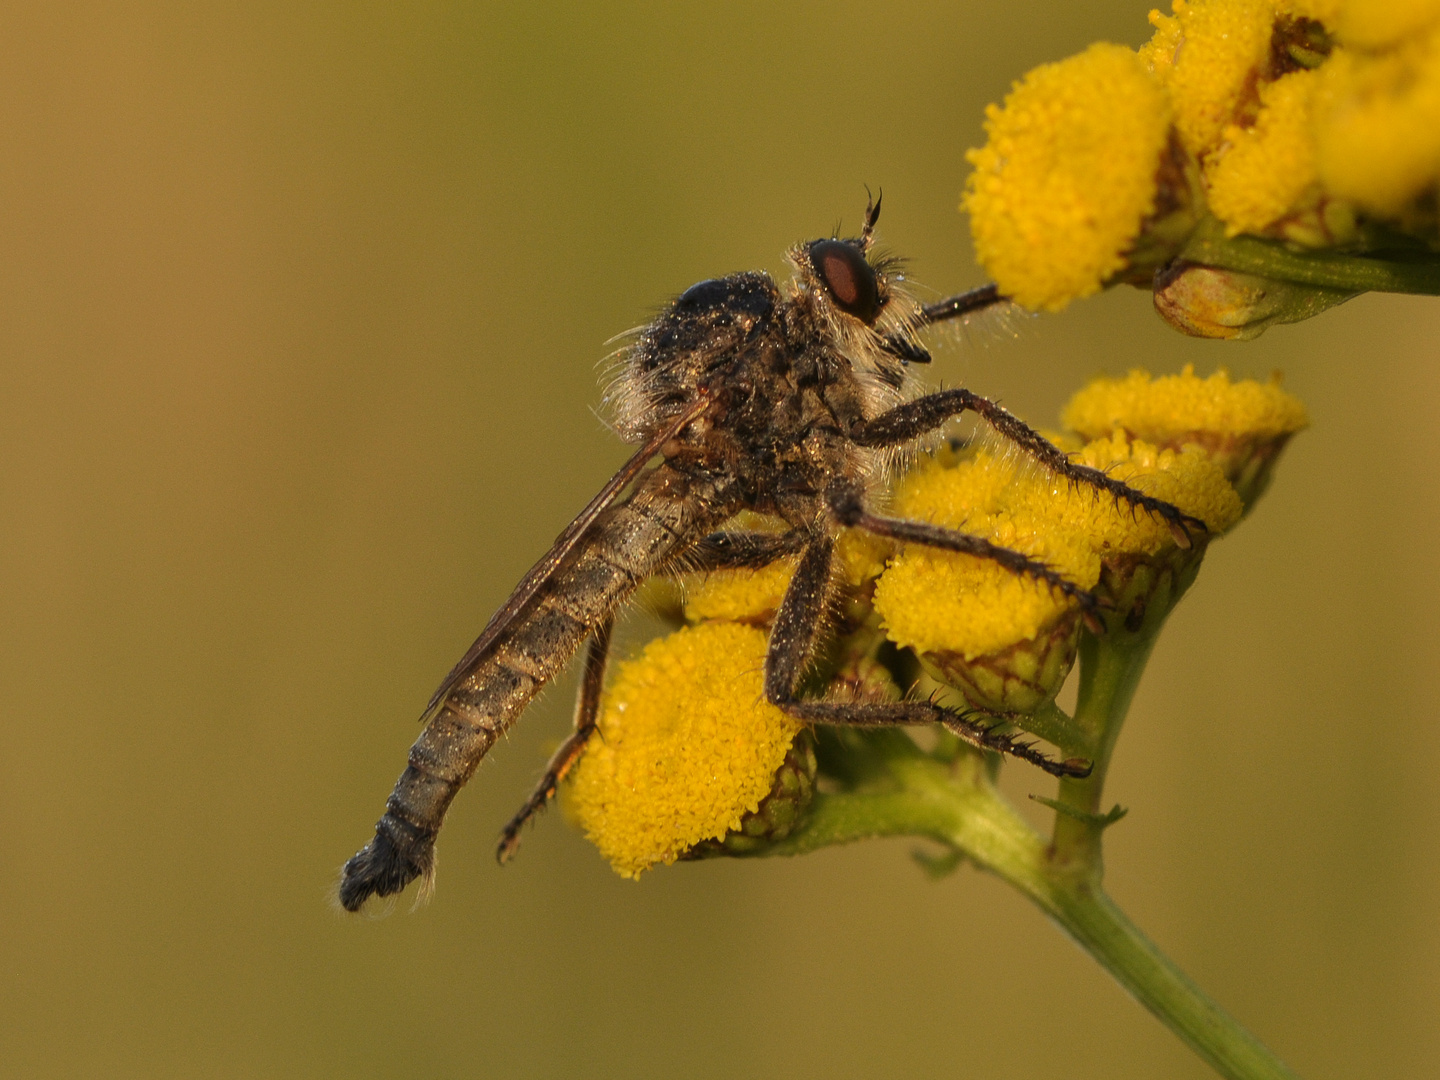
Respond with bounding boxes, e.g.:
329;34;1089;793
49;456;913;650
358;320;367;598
964;43;1173;312
567;622;801;879
1142;0;1280;158
1206;69;1321;236
1062;366;1308;507
1318;0;1440;48
1062;365;1310;445
1313;32;1440;216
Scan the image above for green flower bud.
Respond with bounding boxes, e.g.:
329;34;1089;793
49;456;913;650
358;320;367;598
1153;261;1355;340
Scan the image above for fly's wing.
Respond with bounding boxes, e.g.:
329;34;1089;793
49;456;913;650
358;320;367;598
421;396;709;718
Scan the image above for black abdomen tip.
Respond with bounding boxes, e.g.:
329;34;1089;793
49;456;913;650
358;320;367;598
338;816;436;912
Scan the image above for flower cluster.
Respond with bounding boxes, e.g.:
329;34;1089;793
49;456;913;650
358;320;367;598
564;368;1306;877
964;0;1440;329
874;427;1242;713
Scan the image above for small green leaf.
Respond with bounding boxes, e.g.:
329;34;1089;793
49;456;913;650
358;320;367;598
1031;795;1128;829
911;845;965;881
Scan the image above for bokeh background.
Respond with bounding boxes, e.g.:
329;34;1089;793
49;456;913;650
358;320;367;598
2;1;1437;1077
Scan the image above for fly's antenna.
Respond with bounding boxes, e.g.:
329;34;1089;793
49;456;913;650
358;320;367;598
860;188;883;250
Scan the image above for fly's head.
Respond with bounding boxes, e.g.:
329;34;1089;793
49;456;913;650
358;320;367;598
606;197;930;451
787;194;931;400
607;270;778;444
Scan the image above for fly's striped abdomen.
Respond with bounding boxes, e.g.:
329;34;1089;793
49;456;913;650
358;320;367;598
338;461;734;911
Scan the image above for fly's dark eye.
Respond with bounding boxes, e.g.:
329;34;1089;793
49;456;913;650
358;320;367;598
808;240;881;324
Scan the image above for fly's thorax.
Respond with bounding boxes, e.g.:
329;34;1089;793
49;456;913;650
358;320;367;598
606;271;779;445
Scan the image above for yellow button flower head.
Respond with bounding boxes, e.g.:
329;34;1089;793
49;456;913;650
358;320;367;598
1062;365;1308;508
1313;30;1440;216
1206;69;1322;238
873;424;1240;711
875;451;1098;667
1069;433;1244;619
1142;0;1280;157
1305;0;1440;48
566;622;802;879
680;513;796;625
964;43;1173;312
1068;433;1243;551
680;732;817;859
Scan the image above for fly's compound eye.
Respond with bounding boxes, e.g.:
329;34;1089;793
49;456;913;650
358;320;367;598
808;240;881;324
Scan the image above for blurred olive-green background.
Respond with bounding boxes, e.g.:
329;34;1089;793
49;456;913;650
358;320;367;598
2;2;1437;1077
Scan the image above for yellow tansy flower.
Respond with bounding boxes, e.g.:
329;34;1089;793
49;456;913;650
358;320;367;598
1206;70;1322;237
1069;434;1243;550
876;436;1240;653
1063;366;1308;443
964;42;1173;312
873;430;1240;709
1313;32;1440;216
875;450;1099;662
567;622;802;879
1142;0;1280;157
1313;0;1440;48
1062;365;1308;506
1138;3;1186;83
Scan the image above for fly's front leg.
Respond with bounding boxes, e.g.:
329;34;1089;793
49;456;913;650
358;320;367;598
496;615;614;864
763;535;1090;779
851;387;1207;547
916;283;1005;325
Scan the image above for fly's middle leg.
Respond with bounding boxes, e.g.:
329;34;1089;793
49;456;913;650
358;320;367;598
824;485;1108;633
763;534;1091;779
685;528;809;572
496;615;614;864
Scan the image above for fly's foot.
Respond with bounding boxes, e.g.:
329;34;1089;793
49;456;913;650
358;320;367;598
942;710;1091;778
495;789;554;865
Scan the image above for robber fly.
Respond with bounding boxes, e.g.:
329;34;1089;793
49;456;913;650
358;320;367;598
338;197;1204;911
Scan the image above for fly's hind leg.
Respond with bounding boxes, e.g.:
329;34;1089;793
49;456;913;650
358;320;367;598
764;534;1090;779
496;615;613;864
850;387;1207;547
685;528;808;571
826;481;1107;629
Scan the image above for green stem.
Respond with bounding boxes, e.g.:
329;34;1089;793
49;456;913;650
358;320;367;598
1050;631;1158;871
1020;699;1095;759
768;559;1300;1077
1180;215;1440;294
769;764;1299;1080
1051;559;1197;870
1042;883;1300;1080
